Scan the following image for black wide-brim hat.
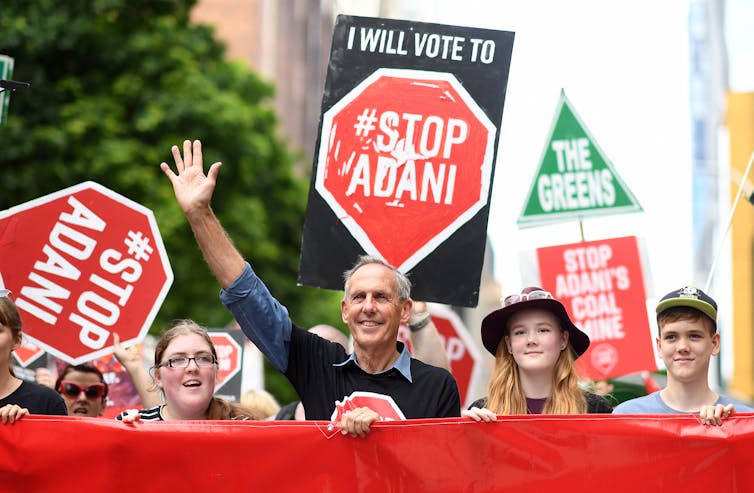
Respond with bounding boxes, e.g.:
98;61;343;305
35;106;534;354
481;290;590;358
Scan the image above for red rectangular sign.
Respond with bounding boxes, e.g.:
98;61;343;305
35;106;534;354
536;236;656;379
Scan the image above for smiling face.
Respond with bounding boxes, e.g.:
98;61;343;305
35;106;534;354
341;263;410;356
504;309;568;376
60;370;107;417
657;317;719;384
153;332;218;419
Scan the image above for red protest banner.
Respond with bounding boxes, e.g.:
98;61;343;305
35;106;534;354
0;182;173;364
536;236;656;379
4;414;754;492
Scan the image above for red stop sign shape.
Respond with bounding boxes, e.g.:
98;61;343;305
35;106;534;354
0;182;173;365
13;336;45;367
316;68;496;271
209;332;242;392
398;304;483;409
331;391;406;423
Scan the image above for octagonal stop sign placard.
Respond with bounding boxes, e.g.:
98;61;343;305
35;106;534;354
316;68;496;272
398;304;483;408
208;331;242;394
13;336;45;367
0;182;173;365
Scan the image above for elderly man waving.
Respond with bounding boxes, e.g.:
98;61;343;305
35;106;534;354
161;140;460;437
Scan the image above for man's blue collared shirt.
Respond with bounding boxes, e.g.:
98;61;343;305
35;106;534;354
333;341;413;382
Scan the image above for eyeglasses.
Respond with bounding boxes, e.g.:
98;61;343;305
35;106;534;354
160;355;217;369
502;289;554;307
58;381;107;400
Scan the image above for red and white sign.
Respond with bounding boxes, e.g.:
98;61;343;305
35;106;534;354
536;236;657;380
209;331;242;391
12;336;45;367
315;68;496;271
399;304;483;408
331;391;406;422
0;182;173;365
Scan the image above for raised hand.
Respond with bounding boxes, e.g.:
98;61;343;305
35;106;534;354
112;332;141;369
160;139;222;216
410;301;428;320
159;139;246;288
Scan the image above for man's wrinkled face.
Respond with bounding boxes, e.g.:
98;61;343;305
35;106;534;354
341;263;410;354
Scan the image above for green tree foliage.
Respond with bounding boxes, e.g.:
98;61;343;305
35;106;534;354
0;0;344;403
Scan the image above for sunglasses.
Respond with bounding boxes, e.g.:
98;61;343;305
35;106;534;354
502;289;553;307
58;381;106;400
0;289;13;301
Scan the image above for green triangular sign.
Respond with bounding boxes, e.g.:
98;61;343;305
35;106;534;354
0;55;14;125
517;90;642;227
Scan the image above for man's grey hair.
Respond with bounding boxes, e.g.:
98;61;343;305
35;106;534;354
342;255;411;301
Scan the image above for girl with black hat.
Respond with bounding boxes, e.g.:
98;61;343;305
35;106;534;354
463;287;612;421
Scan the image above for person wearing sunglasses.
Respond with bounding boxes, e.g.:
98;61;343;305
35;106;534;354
34;332;161;414
117;320;260;422
463;287;612;421
54;364;109;417
0;289;67;424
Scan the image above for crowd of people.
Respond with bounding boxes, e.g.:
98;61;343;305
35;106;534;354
2;140;752;433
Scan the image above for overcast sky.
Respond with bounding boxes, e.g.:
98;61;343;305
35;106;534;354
422;0;694;299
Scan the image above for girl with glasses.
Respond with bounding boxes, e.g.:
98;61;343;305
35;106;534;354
463;287;612;421
0;291;67;424
117;320;260;422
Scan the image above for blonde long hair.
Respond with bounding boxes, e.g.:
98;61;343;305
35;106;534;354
485;330;586;415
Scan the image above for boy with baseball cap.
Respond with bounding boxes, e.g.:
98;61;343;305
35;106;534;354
614;286;753;424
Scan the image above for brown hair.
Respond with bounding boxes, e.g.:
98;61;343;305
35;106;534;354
485;319;586;415
0;297;23;376
657;307;716;337
55;364;108;397
152;320;260;420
